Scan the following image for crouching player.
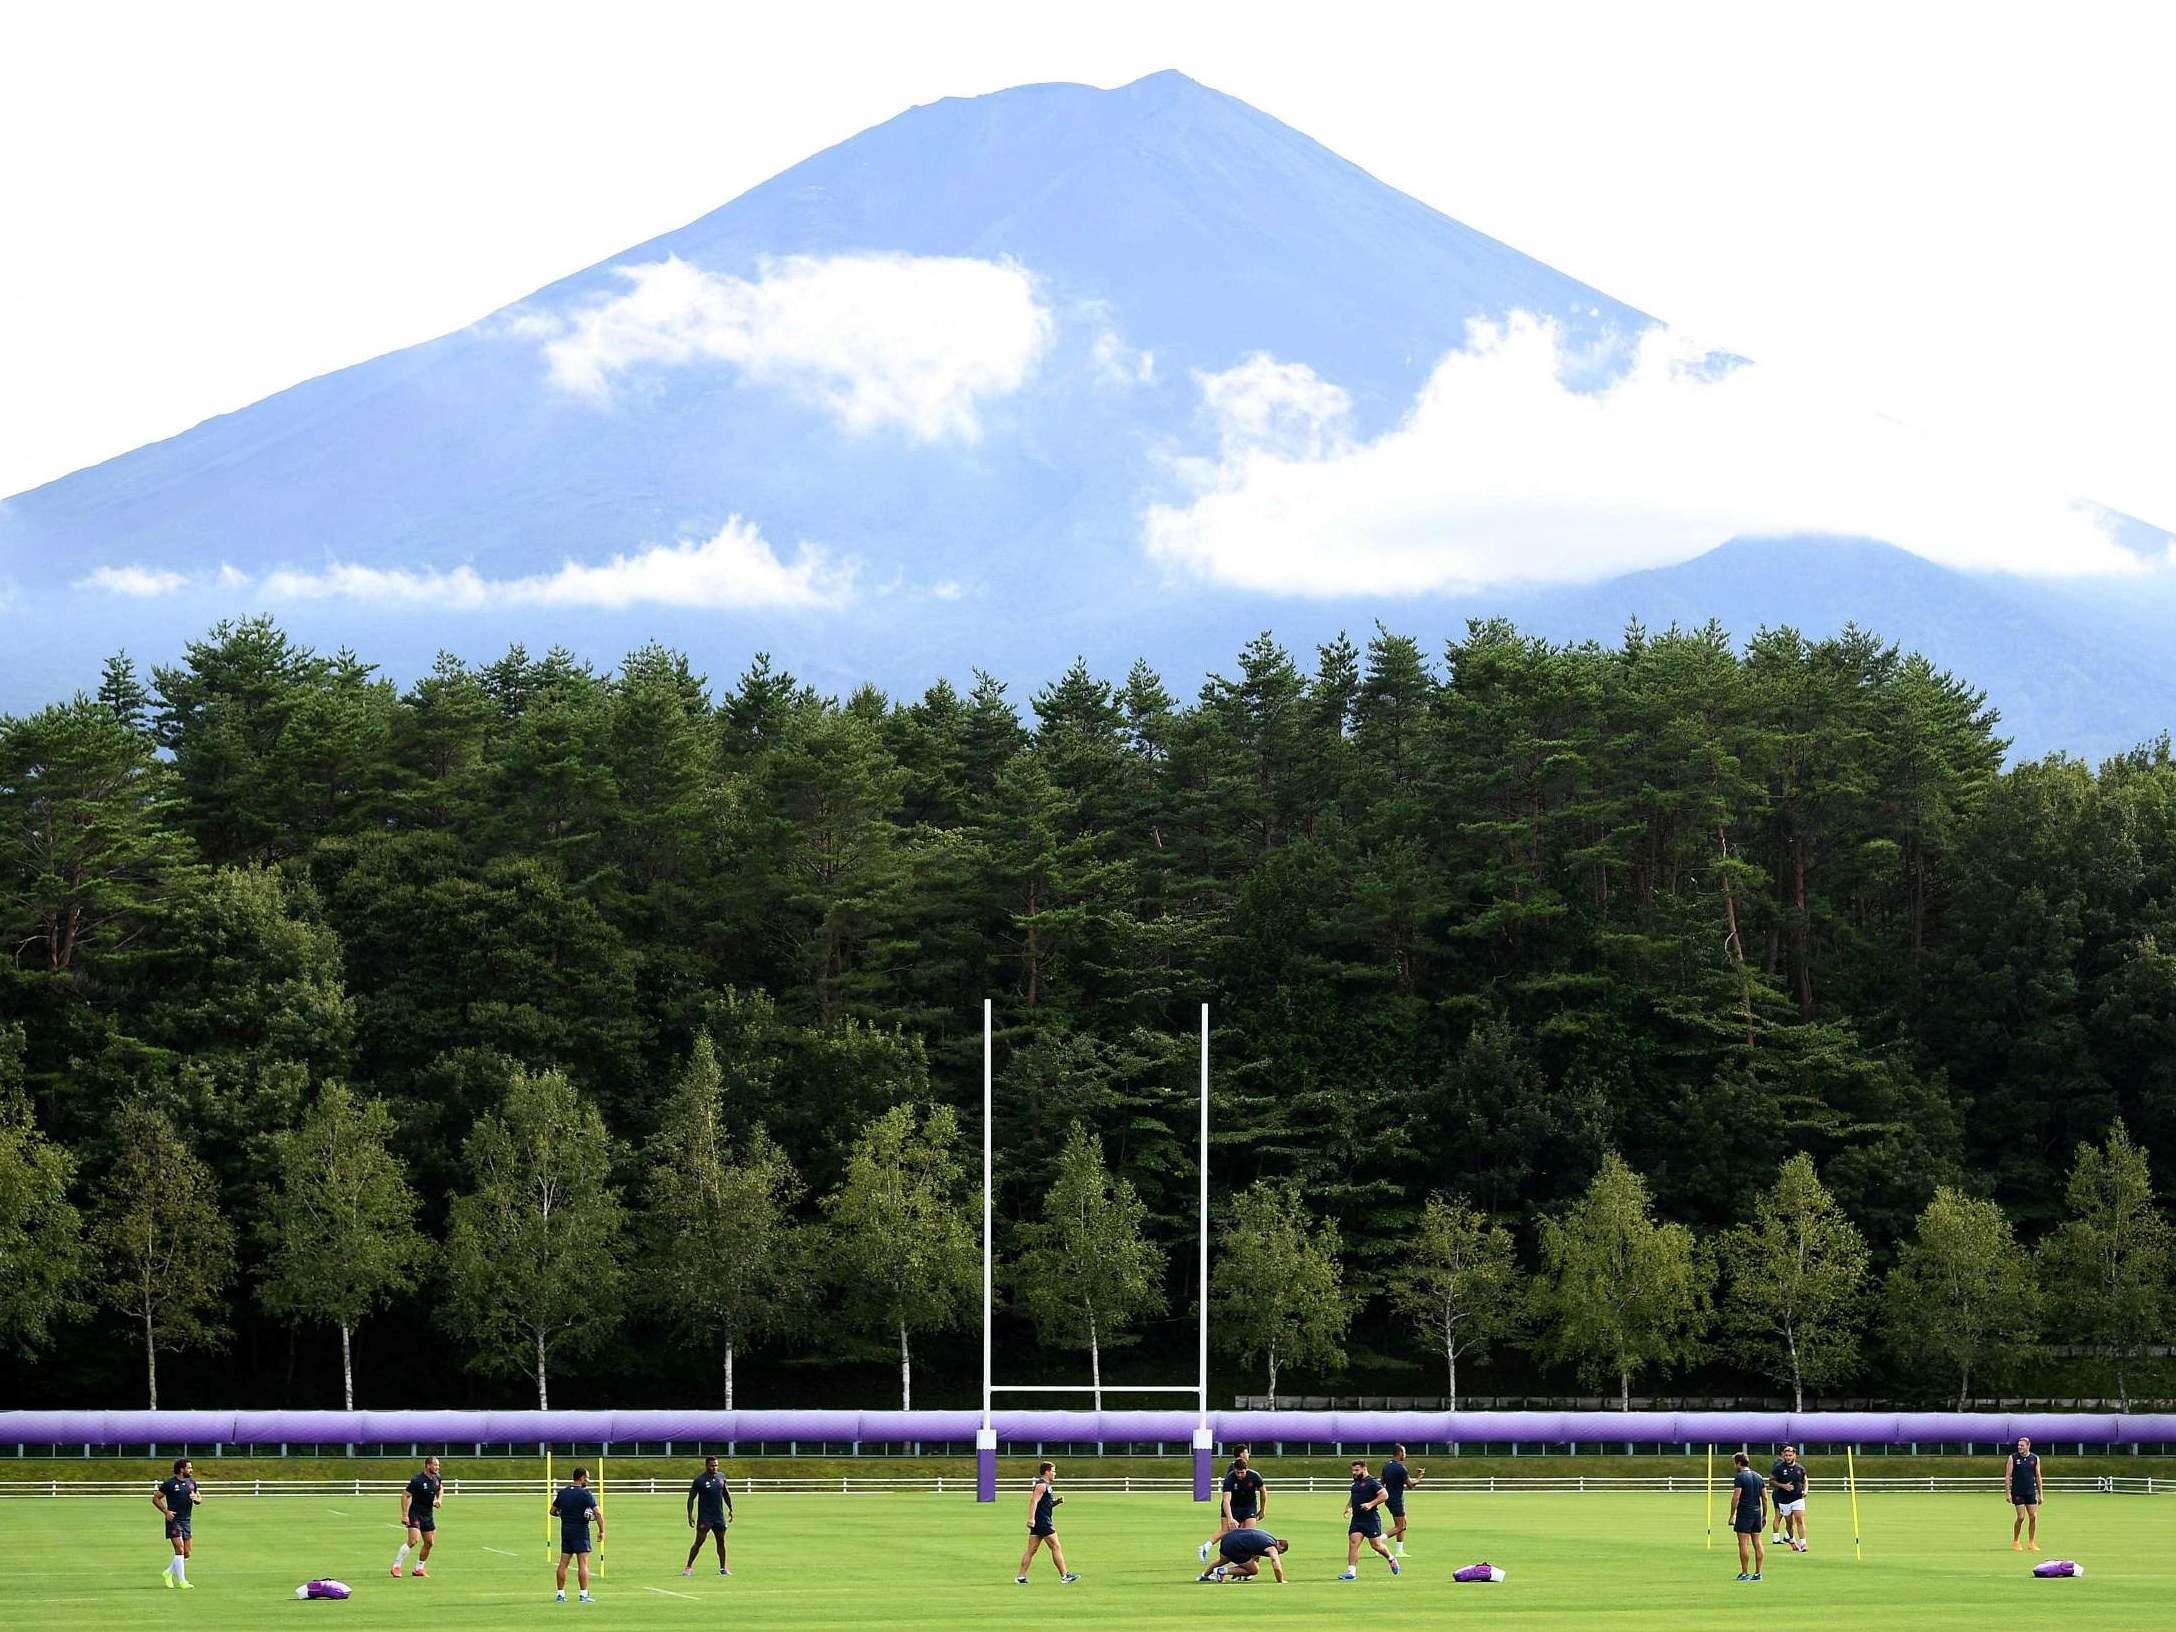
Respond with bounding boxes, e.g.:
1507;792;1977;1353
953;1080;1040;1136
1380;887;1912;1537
1198;1528;1289;1582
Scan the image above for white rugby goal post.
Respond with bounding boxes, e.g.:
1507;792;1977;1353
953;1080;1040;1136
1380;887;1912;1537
976;1000;1214;1501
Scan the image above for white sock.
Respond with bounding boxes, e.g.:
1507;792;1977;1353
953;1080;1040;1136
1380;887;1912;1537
174;1557;188;1582
167;1557;181;1577
394;1544;411;1568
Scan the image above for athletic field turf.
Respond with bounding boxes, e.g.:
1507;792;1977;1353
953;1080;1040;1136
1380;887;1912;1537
2;1487;2166;1629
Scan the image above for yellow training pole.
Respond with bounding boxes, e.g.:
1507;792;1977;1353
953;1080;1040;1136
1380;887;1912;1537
545;1449;554;1563
1847;1446;1863;1561
1704;1444;1714;1549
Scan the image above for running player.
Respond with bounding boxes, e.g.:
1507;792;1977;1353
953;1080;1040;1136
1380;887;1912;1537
1729;1451;1767;1582
683;1454;735;1577
1015;1461;1078;1585
1339;1459;1400;1580
392;1454;442;1577
1197;1527;1290;1582
152;1457;202;1589
1381;1443;1424;1556
1768;1445;1807;1553
551;1466;606;1604
1200;1444;1267;1561
2006;1436;2044;1552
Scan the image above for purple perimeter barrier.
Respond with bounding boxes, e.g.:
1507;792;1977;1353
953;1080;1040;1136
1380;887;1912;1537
3;1408;2171;1449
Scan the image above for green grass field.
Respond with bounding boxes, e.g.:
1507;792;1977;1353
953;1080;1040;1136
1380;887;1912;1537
1;1486;2165;1629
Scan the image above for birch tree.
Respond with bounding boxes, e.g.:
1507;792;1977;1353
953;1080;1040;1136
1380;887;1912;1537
1209;1179;1350;1396
1531;1153;1711;1409
643;1032;804;1407
1014;1123;1164;1407
442;1067;626;1408
2035;1122;2171;1410
258;1081;424;1409
823;1103;978;1409
1720;1153;1870;1409
91;1102;235;1407
1387;1193;1523;1409
1883;1186;2039;1408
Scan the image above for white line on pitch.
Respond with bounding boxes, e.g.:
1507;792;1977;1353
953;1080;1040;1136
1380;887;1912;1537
327;1508;348;1515
482;1546;519;1558
642;1586;700;1600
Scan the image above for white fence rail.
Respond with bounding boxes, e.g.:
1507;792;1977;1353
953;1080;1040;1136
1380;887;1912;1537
0;1474;2165;1499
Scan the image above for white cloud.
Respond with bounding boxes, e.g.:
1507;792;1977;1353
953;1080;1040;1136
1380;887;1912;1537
536;253;1051;442
1090;328;1154;387
1146;315;2155;597
82;518;851;612
257;517;852;611
76;564;189;596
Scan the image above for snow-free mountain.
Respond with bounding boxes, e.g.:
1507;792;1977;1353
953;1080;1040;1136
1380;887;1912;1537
3;70;2170;758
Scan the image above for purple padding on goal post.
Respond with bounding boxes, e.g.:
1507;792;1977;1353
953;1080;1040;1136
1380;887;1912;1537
977;1446;997;1502
1194;1444;1212;1501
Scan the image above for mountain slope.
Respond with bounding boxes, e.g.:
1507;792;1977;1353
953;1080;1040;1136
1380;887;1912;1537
0;70;2168;761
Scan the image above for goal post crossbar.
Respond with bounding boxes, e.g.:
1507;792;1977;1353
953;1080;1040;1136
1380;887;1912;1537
979;1001;1214;1502
988;1385;1202;1395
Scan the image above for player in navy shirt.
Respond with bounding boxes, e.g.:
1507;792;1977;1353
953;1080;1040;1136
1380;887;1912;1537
1728;1452;1767;1581
1014;1461;1078;1586
551;1467;606;1603
683;1454;736;1577
2007;1436;2045;1552
151;1456;203;1589
1200;1444;1268;1562
1197;1526;1290;1583
1381;1443;1424;1557
393;1454;442;1577
1339;1459;1400;1579
1768;1445;1807;1553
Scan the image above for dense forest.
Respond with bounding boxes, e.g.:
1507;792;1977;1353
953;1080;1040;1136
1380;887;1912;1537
2;615;2172;1412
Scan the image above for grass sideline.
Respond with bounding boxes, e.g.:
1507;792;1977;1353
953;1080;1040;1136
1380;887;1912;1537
0;1485;2164;1630
4;1453;2173;1485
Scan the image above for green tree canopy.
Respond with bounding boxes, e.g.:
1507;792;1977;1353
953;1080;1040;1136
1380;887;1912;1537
1387;1193;1524;1410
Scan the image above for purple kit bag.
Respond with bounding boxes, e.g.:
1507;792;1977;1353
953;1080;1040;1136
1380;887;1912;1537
295;1579;354;1599
2031;1560;2084;1578
1453;1562;1507;1583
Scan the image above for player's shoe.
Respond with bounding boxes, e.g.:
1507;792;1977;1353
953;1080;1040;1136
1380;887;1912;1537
720;1568;731;1577
162;1573;176;1589
391;1564;403;1577
412;1567;429;1578
177;1580;194;1590
1735;1572;1750;1582
1059;1573;1079;1585
1770;1534;1783;1545
578;1590;594;1602
1199;1540;1212;1562
1339;1568;1358;1580
1389;1558;1401;1576
555;1590;567;1602
2012;1542;2024;1551
2028;1544;2042;1552
1750;1572;1762;1582
1014;1576;1029;1586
